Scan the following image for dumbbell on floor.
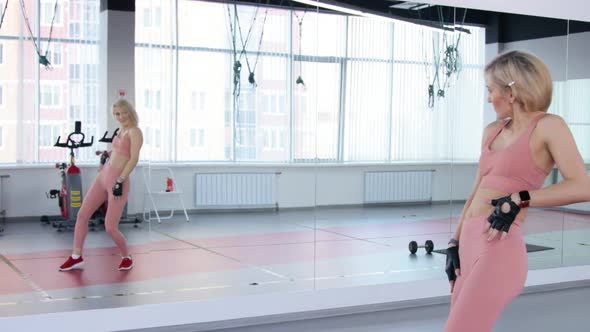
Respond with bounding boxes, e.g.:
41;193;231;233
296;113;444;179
409;240;434;254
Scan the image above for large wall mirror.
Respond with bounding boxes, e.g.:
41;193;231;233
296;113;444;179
0;0;588;323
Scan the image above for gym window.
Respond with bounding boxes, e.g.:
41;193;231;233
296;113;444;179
136;1;486;163
0;0;98;164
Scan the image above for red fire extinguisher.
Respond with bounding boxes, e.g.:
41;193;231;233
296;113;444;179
166;177;174;192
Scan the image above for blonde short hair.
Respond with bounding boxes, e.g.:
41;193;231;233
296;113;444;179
112;98;139;126
485;50;553;112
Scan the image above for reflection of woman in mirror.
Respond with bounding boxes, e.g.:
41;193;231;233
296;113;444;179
59;99;144;272
443;50;590;332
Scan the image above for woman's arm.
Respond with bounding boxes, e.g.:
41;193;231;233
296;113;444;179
450;121;500;244
450;174;482;243
118;127;144;180
520;115;590;206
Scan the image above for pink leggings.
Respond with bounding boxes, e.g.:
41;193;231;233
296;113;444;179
443;214;528;332
73;163;130;256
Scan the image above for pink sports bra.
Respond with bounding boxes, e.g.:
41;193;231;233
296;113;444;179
478;113;549;193
111;131;131;158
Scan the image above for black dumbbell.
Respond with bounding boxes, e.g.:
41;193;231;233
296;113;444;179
409;240;434;254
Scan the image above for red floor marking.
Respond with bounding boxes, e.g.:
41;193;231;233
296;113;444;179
5;240;194;260
317;213;590;239
214;240;391;266
7;249;245;294
191;229;349;248
384;233;451;250
322;218;456;238
522;211;590;234
144;240;195;252
0;262;35;294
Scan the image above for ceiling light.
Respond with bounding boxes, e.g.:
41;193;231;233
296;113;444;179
291;0;364;16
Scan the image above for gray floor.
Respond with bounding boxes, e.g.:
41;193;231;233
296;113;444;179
209;286;590;332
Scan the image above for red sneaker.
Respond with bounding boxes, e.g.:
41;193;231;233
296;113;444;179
118;257;133;271
59;256;85;271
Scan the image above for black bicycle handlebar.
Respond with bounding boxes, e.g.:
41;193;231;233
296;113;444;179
54;121;94;149
99;128;119;143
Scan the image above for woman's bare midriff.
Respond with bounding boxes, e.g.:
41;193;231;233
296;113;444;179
108;152;129;170
465;187;528;222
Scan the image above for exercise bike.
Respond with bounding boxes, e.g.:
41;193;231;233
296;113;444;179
40;121;95;232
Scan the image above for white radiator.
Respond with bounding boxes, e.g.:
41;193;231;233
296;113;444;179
364;171;433;203
195;173;278;208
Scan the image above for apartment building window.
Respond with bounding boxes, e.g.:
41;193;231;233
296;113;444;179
264;128;286;150
69;105;81;120
190;128;205;147
40;125;60;147
191;91;206;112
40;84;61;107
69;64;80;80
41;0;62;26
264;92;286;114
144;89;161;110
69;22;81;38
45;44;62;67
154;128;161;148
143;7;161;28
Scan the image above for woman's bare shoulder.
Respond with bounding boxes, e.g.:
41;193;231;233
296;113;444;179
537;112;564;125
128;126;143;137
536;113;568;137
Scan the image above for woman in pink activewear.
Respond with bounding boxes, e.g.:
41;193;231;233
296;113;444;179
59;99;144;272
443;50;590;332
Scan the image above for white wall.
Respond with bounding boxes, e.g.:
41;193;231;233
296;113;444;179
501;36;569;81
0;163;478;218
567;31;590;80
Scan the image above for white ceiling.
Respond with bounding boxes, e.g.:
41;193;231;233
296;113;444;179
419;0;590;22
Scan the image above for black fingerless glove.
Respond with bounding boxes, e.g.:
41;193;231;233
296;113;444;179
100;151;110;165
445;246;460;282
487;194;520;233
112;180;123;197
